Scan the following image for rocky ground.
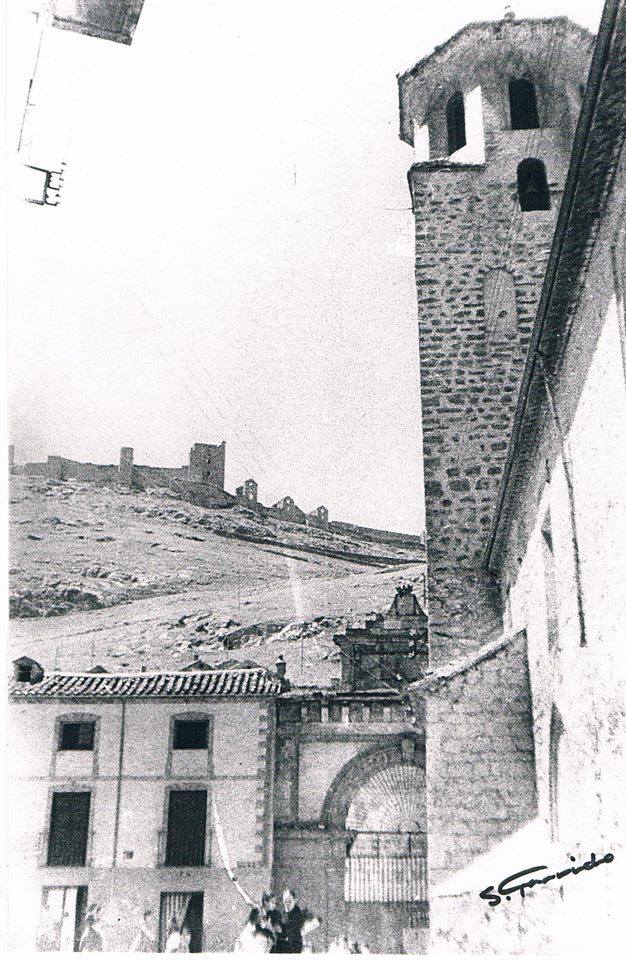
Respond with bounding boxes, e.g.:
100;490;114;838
8;475;425;686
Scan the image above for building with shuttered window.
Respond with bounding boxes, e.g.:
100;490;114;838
7;661;280;952
8;585;430;954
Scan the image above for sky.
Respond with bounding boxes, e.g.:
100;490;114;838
7;0;604;534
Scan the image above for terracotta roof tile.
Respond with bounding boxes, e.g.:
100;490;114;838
8;666;282;700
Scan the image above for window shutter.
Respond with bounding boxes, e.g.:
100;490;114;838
48;792;91;866
165;791;207;866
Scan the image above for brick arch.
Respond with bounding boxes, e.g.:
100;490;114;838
320;737;425;829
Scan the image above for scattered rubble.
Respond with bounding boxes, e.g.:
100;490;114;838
9;475;425;620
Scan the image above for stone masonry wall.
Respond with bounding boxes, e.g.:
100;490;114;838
400;18;594;665
409;631;537;950
272;702;423;952
188;442;226;488
409;142;566;664
485;136;626;955
413;632;536;886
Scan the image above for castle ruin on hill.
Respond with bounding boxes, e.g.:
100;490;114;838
10;442;424;553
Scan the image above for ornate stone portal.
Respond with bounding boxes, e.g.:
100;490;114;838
272;586;428;953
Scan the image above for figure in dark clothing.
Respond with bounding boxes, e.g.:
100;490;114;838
260;893;282;952
275;890;319;954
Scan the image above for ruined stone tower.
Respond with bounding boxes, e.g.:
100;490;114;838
398;16;594;664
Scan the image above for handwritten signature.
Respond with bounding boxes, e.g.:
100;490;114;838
479;851;615;906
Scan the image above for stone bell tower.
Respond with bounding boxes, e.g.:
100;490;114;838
397;15;594;664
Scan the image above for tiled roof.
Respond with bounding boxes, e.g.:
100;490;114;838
9;666;282;700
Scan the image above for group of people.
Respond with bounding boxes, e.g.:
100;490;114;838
234;889;320;954
327;936;371;955
39;889;325;954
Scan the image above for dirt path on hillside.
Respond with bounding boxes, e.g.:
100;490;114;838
9;562;424;686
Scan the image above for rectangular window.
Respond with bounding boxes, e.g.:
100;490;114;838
165;791;207;867
59;721;95;751
277;702;300;724
47;792;91;866
349;703;363;723
542;510;559;651
173;720;208;750
305;702;321;723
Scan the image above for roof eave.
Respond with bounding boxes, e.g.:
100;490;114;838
397;16;593;82
485;0;626;573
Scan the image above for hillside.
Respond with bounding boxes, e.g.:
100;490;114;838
8;475;425;686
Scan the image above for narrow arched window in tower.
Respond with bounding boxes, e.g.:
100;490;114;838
509;79;540;129
446;91;466;155
517;158;550;211
483;268;518;340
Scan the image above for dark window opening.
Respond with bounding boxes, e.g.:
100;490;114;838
349;702;363;723
517;158;550;211
173;720;208;750
278;702;300;724
446;91;466;155
542;510;559;652
47;792;91;866
305;702;321;723
59;721;95;751
509;79;540;130
329;703;343;722
165;790;207;867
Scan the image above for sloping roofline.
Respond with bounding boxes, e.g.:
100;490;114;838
485;0;626;571
397;15;594;82
408;629;524;695
9;664;283;700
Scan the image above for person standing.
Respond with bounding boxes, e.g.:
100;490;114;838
36;902;62;951
276;890;319;954
234;909;273;954
179;926;191;953
164;918;182;953
260;893;282;951
79;905;105;952
131;909;155;953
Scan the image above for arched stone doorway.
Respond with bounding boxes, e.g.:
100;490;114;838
321;739;424;827
320;739;428;953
